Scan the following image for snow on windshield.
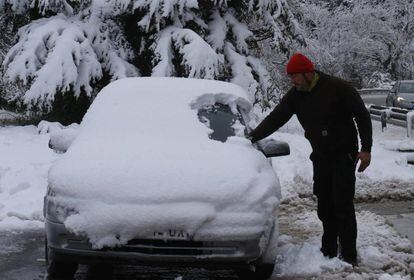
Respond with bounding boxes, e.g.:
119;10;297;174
48;77;280;248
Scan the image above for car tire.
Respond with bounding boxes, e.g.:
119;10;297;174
236;262;275;280
45;238;78;279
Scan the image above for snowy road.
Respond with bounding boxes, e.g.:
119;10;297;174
361;94;387;106
358;201;414;249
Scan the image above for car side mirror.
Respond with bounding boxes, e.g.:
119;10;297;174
48;128;79;153
256;138;290;158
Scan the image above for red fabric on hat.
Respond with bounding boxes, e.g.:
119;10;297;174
286;53;314;74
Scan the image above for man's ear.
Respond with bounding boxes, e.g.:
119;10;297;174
303;72;314;84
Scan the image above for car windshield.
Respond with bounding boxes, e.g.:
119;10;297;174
399;82;414;93
198;103;245;142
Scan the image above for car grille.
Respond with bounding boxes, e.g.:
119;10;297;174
108;239;240;256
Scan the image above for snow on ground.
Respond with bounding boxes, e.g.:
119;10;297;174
268;116;414;279
275;199;413;279
0;125;57;231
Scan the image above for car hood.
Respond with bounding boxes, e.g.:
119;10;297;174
49;135;279;205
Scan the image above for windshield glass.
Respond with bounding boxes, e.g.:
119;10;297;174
399;83;414;93
198;104;245;142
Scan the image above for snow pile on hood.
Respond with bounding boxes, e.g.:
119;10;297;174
37;120;65;134
48;77;280;248
49;126;79;153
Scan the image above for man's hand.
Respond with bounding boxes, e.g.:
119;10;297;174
356;151;371;172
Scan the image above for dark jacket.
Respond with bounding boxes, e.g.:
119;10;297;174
249;72;372;160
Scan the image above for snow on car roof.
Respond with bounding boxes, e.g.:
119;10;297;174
48;77;280;248
80;77;252;131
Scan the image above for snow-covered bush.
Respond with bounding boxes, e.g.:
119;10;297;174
1;0;306;119
366;72;394;89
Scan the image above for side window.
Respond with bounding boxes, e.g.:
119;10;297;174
198;103;245;142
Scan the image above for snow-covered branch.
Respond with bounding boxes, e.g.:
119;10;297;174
3;15;102;109
0;0;75;15
152;26;223;79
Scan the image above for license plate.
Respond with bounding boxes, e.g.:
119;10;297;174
153;229;193;240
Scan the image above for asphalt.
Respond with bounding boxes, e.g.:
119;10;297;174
357;200;414;249
0;229;239;280
361;94;387;106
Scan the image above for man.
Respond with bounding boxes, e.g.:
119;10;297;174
248;53;372;266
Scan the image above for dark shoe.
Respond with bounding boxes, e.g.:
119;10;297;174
320;248;337;259
340;255;358;267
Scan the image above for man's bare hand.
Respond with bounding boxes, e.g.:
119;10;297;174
356;151;371;172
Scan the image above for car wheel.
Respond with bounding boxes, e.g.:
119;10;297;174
45;238;78;279
236;262;275;280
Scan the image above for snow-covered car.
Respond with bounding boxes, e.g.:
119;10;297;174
386;80;414;109
44;77;289;279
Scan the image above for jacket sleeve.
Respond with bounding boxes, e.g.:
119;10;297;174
343;84;373;153
249;91;294;143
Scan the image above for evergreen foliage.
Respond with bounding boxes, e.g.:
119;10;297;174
1;0;304;121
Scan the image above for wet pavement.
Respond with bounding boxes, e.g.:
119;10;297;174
357;200;414;248
0;229;46;280
386;213;414;248
0;229;240;280
1;200;413;280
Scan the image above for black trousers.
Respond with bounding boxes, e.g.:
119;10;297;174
312;152;357;261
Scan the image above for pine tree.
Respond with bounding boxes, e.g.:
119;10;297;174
1;0;305;121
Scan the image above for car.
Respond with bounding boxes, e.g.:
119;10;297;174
44;77;289;279
386;80;414;110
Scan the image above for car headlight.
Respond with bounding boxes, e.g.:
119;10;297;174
44;189;76;223
397;96;406;102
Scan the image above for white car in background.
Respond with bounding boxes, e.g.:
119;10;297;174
44;77;289;279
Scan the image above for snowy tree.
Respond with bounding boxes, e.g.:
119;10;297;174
298;0;414;87
0;4;30;110
0;0;305;121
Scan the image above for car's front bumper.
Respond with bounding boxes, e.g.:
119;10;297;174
46;219;263;267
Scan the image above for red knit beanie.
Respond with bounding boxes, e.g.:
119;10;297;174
286;53;314;74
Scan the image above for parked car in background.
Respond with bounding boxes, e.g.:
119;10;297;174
386;80;414;110
44;77;290;280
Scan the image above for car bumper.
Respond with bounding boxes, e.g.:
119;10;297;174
46;219;263;267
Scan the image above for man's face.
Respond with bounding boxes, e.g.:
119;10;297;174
288;72;313;91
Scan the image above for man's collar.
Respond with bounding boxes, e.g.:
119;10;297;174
307;72;320;92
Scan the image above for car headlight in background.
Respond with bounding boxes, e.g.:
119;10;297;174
397;97;406;102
